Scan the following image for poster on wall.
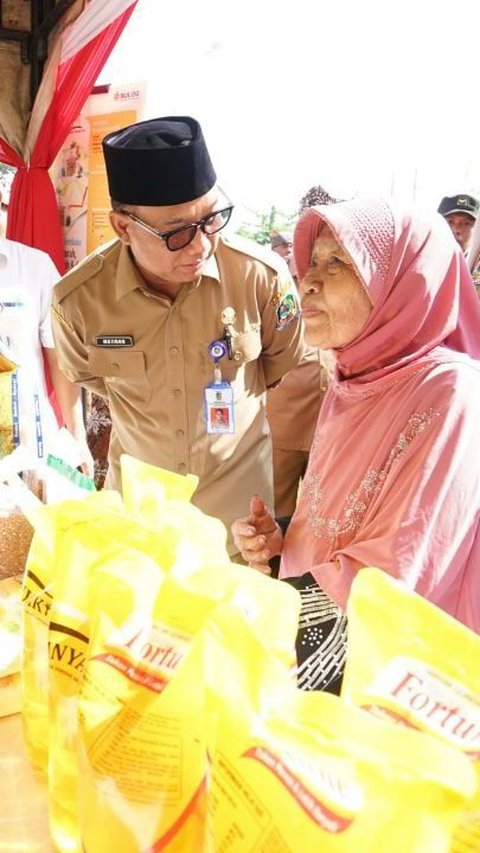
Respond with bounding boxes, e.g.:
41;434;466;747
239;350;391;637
51;82;145;270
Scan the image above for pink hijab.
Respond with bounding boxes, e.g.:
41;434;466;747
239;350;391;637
293;198;480;376
281;198;480;632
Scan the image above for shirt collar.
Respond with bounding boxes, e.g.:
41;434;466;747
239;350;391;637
202;251;220;282
114;242;148;300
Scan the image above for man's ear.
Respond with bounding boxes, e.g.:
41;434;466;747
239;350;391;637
110;210;130;244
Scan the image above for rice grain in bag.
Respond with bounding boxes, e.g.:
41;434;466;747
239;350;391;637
342;567;480;852
203;605;476;853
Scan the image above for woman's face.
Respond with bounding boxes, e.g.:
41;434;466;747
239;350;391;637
299;226;372;349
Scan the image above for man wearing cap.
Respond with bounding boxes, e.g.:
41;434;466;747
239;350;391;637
468;215;480;298
51;116;305;556
437;193;479;254
271;230;293;261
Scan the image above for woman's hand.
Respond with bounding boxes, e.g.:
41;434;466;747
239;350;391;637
231;494;284;575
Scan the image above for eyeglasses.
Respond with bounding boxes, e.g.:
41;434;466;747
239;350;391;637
120;205;234;251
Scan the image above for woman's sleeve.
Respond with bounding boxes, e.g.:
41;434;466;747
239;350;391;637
310;368;480;611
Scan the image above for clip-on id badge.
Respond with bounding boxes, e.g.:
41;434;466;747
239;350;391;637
205;340;235;434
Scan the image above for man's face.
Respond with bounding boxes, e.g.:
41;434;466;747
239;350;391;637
110;186;227;288
444;212;476;253
272;242;293;262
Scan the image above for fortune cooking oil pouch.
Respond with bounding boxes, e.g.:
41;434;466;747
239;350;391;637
121;452;198;508
203;606;476;853
47;482;229;853
120;454;231;571
21;491;124;769
47;509;175;853
120;457;300;667
341;568;480;853
78;545;299;852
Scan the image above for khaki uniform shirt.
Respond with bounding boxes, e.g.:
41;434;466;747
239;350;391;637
267;348;329;452
51;234;305;554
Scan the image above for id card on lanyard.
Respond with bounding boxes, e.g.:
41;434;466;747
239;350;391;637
205;340;235;434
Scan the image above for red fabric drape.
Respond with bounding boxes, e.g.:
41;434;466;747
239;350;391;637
2;4;137;274
0;2;137;423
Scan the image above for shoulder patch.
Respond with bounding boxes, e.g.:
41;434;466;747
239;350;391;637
54;238;120;303
270;288;300;330
221;233;291;275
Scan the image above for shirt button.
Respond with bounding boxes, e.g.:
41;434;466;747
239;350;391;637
175;429;184;439
111;361;120;371
178;462;187;473
173;388;182;398
170;346;179;357
234;351;242;361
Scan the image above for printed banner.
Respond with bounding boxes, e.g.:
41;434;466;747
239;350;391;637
51;82;145;270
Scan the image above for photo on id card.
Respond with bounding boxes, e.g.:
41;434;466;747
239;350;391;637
205;382;235;434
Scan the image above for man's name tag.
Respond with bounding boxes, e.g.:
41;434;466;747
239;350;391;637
205;381;235;434
95;335;134;347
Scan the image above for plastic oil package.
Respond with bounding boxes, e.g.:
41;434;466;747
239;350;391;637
77;540;300;853
46;478;229;853
119;456;299;669
26;452;249;780
202;604;477;853
341;568;480;853
121;453;199;511
120;454;232;575
21;490;124;770
0;577;22;718
47;506;180;853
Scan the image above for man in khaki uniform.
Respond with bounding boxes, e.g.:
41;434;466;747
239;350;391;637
267;348;329;517
266;185;337;518
467;212;480;298
51;116;305;555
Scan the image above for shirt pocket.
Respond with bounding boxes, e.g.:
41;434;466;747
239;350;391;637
87;348;151;405
220;325;262;388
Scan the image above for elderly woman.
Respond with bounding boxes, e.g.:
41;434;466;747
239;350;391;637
233;198;480;690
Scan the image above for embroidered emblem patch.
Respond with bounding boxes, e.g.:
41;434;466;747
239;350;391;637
274;291;299;330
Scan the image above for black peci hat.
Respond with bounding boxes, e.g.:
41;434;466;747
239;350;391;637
102;116;217;206
437;194;479;221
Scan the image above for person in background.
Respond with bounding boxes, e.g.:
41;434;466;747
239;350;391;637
266;185;338;522
51;116;305;557
233;198;480;694
0;237;91;470
437;193;479;254
467;212;480;296
270;231;293;263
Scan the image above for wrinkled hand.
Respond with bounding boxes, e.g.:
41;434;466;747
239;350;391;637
231;494;284;575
